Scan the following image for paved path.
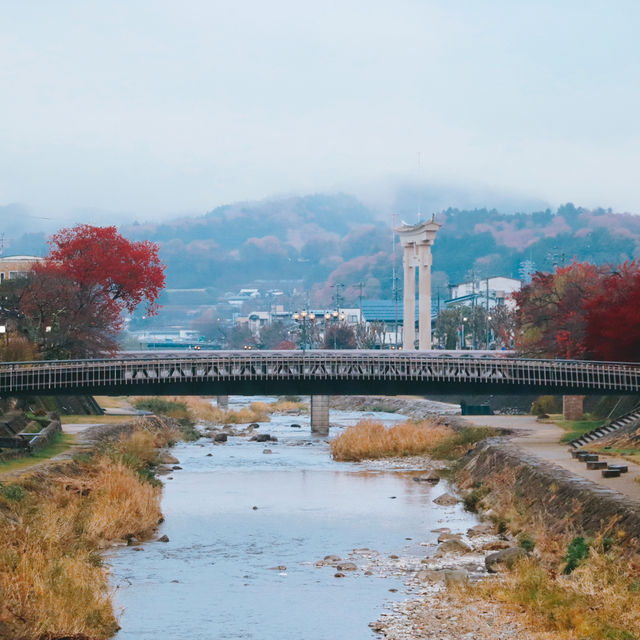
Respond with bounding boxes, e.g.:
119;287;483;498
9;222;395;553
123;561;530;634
464;415;640;501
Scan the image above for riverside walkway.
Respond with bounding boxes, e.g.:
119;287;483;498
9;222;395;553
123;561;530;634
1;351;639;397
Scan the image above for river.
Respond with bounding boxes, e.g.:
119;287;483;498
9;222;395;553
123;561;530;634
109;397;478;640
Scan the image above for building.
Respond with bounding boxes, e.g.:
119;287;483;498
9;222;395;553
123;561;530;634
0;255;41;283
361;300;438;347
448;276;521;309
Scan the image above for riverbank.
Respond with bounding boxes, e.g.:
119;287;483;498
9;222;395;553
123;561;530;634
343;399;640;640
0;415;187;640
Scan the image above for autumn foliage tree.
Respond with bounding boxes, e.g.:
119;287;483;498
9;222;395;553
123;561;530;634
20;225;165;358
514;261;640;361
584;262;640;361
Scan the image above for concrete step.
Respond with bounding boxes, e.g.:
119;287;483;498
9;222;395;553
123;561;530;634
608;464;628;473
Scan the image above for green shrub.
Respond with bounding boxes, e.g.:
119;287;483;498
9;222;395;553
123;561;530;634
463;485;490;513
518;533;536;552
0;484;27;502
563;536;590;574
133;398;194;427
530;395;561;415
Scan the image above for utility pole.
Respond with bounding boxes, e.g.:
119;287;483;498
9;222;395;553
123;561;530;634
357;281;364;323
391;213;399;347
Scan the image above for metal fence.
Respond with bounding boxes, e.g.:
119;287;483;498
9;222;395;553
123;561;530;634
1;351;640;395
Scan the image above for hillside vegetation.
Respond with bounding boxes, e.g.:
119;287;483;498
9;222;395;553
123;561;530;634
8;194;640;305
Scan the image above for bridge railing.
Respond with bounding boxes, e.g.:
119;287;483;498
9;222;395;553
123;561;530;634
1;351;639;394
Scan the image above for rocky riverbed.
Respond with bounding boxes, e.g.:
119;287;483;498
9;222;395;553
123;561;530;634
326;454;530;639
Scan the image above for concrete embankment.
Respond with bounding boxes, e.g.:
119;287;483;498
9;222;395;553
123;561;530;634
461;439;640;538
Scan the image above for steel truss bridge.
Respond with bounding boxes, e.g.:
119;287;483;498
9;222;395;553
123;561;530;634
1;351;639;397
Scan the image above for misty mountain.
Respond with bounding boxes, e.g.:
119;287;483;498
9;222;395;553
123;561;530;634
5;193;640;306
124;196;640;304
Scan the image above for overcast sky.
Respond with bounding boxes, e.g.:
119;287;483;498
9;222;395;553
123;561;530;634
1;0;639;221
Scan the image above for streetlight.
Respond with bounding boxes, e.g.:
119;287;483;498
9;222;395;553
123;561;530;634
293;310;316;351
324;309;346;348
461;316;468;350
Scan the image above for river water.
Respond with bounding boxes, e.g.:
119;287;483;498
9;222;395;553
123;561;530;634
109;398;478;640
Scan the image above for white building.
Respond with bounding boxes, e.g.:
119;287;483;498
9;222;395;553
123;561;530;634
448;276;521;308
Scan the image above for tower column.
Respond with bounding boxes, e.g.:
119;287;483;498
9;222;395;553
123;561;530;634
402;246;416;350
395;217;441;352
418;245;433;350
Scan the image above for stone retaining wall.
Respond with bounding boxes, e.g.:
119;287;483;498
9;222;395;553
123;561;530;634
28;417;62;453
462;439;640;539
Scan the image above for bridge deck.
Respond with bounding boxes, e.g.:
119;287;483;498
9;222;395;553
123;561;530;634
1;351;639;397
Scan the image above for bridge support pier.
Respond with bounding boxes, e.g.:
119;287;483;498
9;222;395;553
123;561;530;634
310;395;330;436
216;395;229;409
563;395;585;421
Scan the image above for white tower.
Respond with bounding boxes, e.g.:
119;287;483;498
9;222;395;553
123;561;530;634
394;217;441;350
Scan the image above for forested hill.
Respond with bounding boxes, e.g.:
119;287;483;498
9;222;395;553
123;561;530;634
123;196;640;303
7;195;640;305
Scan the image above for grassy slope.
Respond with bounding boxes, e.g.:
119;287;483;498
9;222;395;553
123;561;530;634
0;432;77;474
551;414;606;443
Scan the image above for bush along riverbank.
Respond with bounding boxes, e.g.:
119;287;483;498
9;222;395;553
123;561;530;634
0;415;189;640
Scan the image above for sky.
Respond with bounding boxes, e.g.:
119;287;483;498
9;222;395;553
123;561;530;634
1;0;639;223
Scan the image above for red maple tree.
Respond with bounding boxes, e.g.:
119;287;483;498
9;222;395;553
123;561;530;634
44;224;165;315
21;225;165;358
513;262;608;359
584;261;640;362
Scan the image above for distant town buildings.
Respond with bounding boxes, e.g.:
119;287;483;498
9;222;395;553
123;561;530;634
126;275;521;350
0;255;41;283
448;276;521;309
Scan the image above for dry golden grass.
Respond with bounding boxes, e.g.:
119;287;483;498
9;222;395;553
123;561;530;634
131;395;306;427
83;459;162;541
454;464;640;639
0;426;168;639
469;543;640;639
330;418;454;461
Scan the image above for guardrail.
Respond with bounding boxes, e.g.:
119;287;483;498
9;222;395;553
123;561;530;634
1;351;639;396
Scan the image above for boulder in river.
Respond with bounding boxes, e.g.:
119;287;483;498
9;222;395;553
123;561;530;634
444;569;469;587
435;538;472;556
413;472;440;484
485;547;526;573
255;433;272;442
467;523;495;537
315;555;341;567
158;452;180;465
213;433;228;442
437;532;462;543
336;562;357;571
433;493;459;506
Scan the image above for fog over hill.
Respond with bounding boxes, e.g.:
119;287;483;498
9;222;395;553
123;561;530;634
3;186;639;306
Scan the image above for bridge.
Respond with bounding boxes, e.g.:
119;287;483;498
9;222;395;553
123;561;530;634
1;351;639;397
